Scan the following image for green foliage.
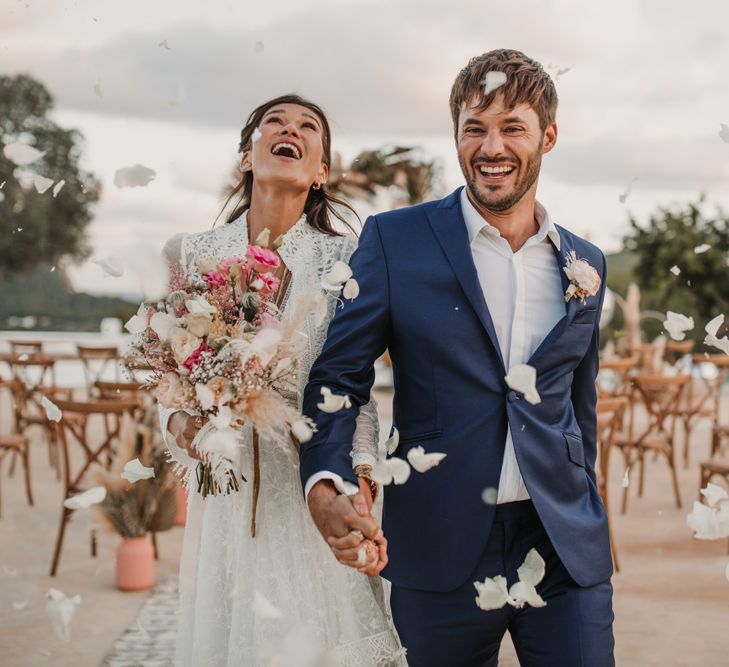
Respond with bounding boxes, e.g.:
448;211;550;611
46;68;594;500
622;198;729;341
0;74;100;275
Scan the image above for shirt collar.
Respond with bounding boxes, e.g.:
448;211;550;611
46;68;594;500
459;187;561;251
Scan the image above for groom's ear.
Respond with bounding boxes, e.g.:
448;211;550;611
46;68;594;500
541;122;558;154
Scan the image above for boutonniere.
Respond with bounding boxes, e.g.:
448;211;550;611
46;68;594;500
563;251;601;304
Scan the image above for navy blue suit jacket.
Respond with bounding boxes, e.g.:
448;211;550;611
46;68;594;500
301;188;613;592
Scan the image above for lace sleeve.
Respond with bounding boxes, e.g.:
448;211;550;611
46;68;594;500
351;395;380;468
162;233;186;268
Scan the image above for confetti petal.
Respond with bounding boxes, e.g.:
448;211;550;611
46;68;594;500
505;364;541;405
474;575;510;611
317;386;352;413
670;265;681;276
12;600;28;611
342;278;360;300
121;458;155;483
113;164;156;188
719;124;729;144
406;445;446;473
63;486;106;510
664;311;694;341
3;141;44;165
371;457;411;486
482;71;507;95
46;588;81;642
694;244;711;254
33;174;54;194
52;180;65;197
321;261;352;291
252;128;263;143
517;548;546;586
291;419;313;444
41;396;62;422
701;482;729;508
482;487;498;504
385;428;400;455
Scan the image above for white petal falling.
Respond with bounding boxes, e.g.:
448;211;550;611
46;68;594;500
252;127;263;143
46;588;81;642
474;575;511;611
33;174;54;194
52;180;65;197
92;256;124;278
505;364;541;405
719;124;729;144
670;265;681;276
3;141;44;165
385;428;400;455
371;458;411;486
317;386;352;413
474;548;547;612
321;261;353;290
252;591;283;620
342;278;360;300
3;566;18;577
291;419;314;444
694;244;711;254
701;482;729;508
406;445;447;473
516;548;546;586
12;600;28;611
113;164;156;188
508;580;547;609
158;39;171;50
482;487;498;505
40;396;62;422
663;311;695;341
125;304;149;335
63;486;107;510
121;458;155;483
686;500;729;540
555;66;572;80
482;71;507;95
704;315;729;356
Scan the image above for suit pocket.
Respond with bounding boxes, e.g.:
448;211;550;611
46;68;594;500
564;432;585;467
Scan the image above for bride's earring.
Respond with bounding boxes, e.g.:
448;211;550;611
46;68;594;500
312;181;322;190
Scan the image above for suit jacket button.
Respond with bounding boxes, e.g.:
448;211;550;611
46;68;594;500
508;391;519;402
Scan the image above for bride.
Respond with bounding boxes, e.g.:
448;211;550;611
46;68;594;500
159;94;404;666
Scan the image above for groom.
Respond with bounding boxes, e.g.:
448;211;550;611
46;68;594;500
302;49;615;666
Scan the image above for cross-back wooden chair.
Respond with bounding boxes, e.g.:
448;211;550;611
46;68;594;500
76;345;121;393
49;397;140;576
596;396;627;572
664;339;695;365
93;380;145;401
622;374;690;512
0;433;33;519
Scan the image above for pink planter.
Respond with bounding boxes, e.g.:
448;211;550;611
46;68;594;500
175;484;188;526
116;536;154;591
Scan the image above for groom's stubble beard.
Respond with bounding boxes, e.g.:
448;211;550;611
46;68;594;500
460;140;544;213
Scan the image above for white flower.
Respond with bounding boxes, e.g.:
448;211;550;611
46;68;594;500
195;383;216;411
210;405;232;430
41;396;62;422
185;296;216;317
342;278;360;300
186;313;212;338
687;500;729;540
63;486;106;510
92;256;124;278
371;458;411;486
46;588;81;641
317;386;352;413
505;364;541;405
482;71;507;95
406;446;447;473
252;591;282;619
563;251;601;296
113;164;156;188
169;327;200;364
291;419;314;443
249;327;283;366
321;261;352;291
701;482;729;508
474;548;546;612
3;141;44;165
385;428;400;455
121;458;155;484
124;304;149;335
32;174;54;194
663;311;695;341
150;311;177;341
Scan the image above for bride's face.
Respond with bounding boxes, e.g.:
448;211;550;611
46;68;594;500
244;103;328;192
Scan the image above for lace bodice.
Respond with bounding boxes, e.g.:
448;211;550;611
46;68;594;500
160;212;378;471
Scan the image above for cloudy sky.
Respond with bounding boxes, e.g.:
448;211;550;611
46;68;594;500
2;0;728;296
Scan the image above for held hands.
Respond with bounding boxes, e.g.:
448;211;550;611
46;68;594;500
168;412;204;461
307;480;388;577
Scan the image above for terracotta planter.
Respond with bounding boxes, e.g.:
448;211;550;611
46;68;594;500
116;535;154;591
175;484;188;526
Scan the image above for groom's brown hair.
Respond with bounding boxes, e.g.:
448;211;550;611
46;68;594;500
449;49;558;137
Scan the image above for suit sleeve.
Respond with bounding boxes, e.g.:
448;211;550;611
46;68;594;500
570;251;607;488
299;216;391;492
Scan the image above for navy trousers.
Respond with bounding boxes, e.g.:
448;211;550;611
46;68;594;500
390;501;615;667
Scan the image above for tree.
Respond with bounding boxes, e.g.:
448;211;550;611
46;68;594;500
0;74;100;276
622;197;729;341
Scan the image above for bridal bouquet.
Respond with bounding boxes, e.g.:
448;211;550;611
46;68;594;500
125;231;316;497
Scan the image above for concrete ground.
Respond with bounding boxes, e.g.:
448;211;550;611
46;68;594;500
1;387;728;666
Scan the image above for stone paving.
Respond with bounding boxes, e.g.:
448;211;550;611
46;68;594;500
103;577;178;667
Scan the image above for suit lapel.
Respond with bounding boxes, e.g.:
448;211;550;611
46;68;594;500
426;195;506;374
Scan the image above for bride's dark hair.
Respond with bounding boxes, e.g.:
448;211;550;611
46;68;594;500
220;94;357;236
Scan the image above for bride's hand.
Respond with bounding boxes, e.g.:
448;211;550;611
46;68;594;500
168;412;204;461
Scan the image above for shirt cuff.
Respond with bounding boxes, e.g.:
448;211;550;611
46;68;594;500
304;471;359;500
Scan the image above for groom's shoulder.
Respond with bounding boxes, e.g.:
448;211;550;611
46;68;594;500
557;224;606;273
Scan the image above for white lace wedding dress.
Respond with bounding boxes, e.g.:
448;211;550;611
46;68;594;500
159;212;405;667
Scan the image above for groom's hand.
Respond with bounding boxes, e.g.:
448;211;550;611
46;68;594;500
307;480;387;574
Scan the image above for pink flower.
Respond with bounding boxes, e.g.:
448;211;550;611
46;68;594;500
182;343;215;372
246;245;280;273
203;271;227;290
258;272;281;296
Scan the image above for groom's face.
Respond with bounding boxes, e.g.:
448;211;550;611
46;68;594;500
456;94;557;213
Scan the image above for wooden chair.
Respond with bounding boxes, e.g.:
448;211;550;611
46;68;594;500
0;434;33;518
598;357;638;399
622;374;690;512
596;397;627;572
93;380;145;401
49;398;140;576
76;345;121;393
664;339;695;365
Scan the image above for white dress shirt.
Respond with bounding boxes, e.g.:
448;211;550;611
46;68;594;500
460;188;565;503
